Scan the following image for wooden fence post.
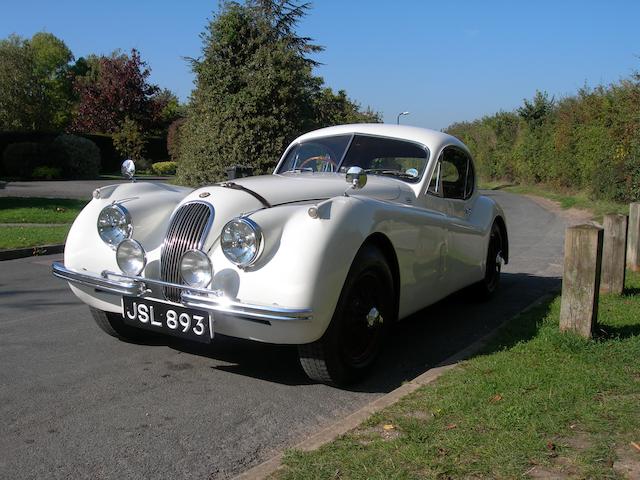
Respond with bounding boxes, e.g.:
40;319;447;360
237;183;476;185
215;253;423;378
600;214;628;295
627;203;640;272
559;224;603;338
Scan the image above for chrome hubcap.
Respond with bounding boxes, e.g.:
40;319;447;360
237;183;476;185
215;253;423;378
366;307;383;328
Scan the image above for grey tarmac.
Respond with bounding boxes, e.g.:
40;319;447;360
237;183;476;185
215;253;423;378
0;191;572;479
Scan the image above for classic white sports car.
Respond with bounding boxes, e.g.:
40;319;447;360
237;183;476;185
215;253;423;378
53;124;508;385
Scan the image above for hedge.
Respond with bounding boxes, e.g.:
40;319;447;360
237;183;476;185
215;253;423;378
0;131;168;177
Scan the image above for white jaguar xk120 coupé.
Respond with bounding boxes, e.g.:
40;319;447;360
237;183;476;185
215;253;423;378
53;124;508;385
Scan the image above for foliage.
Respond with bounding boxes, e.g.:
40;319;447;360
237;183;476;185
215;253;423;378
111;117;146;162
0;33;75;131
151;161;177;175
177;0;380;185
71;49;164;134
2;142;47;177
31;165;62;180
446;70;640;202
52;134;100;179
0;36;48;131
167;117;186;161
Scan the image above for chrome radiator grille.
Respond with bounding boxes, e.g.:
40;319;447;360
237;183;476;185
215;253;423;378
160;201;213;302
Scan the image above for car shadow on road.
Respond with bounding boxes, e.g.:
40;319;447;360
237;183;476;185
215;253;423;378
141;272;561;391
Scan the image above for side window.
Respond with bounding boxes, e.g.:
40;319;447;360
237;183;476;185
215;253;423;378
440;147;475;200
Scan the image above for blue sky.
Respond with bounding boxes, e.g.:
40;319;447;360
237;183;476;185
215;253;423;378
1;0;638;130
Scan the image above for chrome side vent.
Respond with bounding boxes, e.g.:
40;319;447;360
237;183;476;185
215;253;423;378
160;201;214;302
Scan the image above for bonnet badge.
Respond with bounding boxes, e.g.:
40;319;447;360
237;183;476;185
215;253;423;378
198;192;210;198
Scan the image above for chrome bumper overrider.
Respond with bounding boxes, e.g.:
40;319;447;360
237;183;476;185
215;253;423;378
51;262;312;322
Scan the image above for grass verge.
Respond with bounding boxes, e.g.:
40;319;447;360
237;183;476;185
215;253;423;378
480;181;627;221
0;225;70;249
0;197;87;224
277;272;640;479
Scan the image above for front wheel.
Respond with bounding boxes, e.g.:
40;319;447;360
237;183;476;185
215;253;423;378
298;245;395;386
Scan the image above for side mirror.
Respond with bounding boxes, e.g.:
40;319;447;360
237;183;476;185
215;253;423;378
121;159;136;182
345;166;367;191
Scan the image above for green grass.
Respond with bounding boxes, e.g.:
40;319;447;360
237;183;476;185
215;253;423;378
479;181;628;222
0;197;87;224
0;225;70;249
277;273;640;479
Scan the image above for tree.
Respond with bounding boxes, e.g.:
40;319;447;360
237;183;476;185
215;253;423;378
177;0;379;185
71;49;164;134
312;87;380;127
30;32;75;129
517;90;555;128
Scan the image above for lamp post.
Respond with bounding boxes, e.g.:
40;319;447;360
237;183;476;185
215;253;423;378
396;111;410;124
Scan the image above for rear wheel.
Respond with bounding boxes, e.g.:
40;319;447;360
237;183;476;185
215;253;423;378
90;307;147;341
298;245;395;386
475;222;504;299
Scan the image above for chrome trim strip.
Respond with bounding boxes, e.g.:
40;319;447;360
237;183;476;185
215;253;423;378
52;262;312;322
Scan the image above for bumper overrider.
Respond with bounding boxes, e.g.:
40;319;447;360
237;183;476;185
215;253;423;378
51;262;312;323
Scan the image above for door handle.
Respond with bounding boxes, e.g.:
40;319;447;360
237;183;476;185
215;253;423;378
464;207;472;216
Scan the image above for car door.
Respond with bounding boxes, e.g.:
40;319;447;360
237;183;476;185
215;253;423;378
437;146;484;291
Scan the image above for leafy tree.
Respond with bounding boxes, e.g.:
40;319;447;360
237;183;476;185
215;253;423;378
30;32;75;129
517;90;555;128
177;0;379;185
0;35;48;130
112;116;146;161
71;49;164;134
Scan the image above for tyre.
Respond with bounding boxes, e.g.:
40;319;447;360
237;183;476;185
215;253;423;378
90;307;148;341
298;244;395;386
474;222;504;299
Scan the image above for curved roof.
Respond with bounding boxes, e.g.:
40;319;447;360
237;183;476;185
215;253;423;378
294;123;467;151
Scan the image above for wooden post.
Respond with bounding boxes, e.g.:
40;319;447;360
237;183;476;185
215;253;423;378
600;214;628;295
627;203;640;272
559;224;603;338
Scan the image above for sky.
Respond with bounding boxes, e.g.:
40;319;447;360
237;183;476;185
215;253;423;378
1;0;639;130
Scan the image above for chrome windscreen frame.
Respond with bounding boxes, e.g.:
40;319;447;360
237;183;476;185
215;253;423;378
52;262;312;323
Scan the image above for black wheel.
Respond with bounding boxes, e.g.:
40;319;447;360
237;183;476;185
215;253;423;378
475;222;504;299
298;245;395;386
90;307;147;341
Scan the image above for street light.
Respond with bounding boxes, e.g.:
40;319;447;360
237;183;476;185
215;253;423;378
396;111;410;124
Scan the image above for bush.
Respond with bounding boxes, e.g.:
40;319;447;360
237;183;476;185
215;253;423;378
32;165;62;180
151;161;177;175
52;134;100;179
2;142;47;178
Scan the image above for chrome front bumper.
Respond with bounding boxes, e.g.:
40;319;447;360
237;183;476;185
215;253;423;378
51;262;312;323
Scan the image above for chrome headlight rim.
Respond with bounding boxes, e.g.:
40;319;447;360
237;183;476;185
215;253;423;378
221;217;263;268
97;203;133;249
180;249;213;288
116;238;147;276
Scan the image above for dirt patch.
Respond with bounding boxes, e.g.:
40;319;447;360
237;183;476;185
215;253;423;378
523;194;594;226
613;444;640;479
525;465;571;479
354;423;403;445
400;410;433;421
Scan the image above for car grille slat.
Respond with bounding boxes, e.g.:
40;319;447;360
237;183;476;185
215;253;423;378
160;202;214;302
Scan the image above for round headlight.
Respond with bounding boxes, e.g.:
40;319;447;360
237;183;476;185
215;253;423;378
97;204;132;248
220;218;262;267
180;250;213;288
116;239;146;276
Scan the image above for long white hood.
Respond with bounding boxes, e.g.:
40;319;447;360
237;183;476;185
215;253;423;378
226;172;412;206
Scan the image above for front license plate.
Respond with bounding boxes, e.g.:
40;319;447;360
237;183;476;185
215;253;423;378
122;297;213;343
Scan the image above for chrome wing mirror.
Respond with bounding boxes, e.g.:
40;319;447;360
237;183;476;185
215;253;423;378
344;166;367;196
121;159;136;182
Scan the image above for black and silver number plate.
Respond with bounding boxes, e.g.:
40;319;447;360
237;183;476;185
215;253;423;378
122;297;213;343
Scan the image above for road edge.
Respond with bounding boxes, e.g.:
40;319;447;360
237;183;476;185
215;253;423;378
233;292;556;480
0;244;64;261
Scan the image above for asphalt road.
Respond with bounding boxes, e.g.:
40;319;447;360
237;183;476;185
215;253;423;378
0;178;170;200
0;191;570;479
